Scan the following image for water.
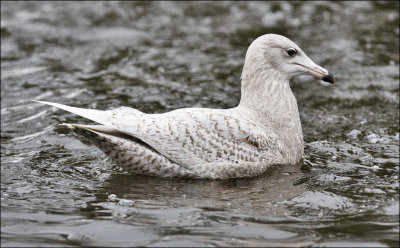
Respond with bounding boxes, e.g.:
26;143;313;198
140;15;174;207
1;1;399;246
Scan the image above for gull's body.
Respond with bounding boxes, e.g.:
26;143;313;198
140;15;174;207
36;34;334;179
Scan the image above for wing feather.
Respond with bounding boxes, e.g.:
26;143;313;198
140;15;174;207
108;107;279;169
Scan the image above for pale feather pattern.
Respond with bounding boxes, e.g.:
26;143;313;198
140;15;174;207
35;34;333;179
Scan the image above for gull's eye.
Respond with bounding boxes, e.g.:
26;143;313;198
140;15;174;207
286;48;298;57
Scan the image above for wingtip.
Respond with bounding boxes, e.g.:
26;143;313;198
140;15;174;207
32;100;67;109
32;100;51;105
32;100;109;126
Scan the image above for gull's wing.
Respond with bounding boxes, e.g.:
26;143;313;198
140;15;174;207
107;107;281;169
35;101;281;169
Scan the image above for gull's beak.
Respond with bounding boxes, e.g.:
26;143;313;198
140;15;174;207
295;61;335;84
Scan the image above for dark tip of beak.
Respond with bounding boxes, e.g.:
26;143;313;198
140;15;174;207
322;72;335;84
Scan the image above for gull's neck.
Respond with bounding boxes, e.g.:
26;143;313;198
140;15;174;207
238;66;304;164
239;66;291;110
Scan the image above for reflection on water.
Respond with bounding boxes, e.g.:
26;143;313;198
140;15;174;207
1;1;399;246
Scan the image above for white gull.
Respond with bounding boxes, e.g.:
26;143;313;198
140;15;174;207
36;34;334;179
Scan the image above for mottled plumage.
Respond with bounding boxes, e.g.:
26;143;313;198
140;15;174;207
36;34;334;179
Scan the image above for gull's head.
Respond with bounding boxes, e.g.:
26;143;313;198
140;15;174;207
243;34;335;84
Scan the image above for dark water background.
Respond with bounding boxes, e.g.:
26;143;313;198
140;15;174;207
1;1;399;247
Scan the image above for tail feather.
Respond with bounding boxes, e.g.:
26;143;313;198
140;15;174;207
34;100;111;125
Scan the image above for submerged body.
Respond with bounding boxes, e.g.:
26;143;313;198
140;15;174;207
36;34;334;179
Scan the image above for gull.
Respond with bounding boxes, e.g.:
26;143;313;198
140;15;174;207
36;34;334;179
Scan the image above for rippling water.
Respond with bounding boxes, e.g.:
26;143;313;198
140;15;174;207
1;1;399;247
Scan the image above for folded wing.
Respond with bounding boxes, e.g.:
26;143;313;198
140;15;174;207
36;101;281;169
107;107;280;169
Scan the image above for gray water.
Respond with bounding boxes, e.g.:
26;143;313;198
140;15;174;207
1;1;399;247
